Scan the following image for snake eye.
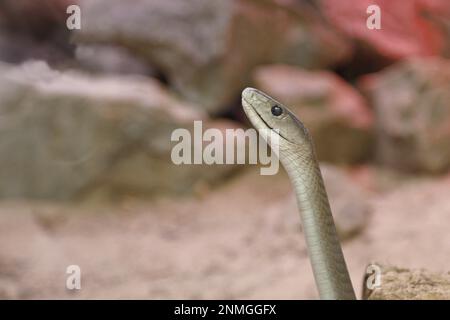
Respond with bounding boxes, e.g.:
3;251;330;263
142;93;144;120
271;105;283;116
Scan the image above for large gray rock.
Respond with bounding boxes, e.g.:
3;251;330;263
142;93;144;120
363;263;450;300
361;57;450;173
0;61;239;201
253;65;374;164
74;0;351;113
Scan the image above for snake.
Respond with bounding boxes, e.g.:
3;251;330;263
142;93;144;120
242;87;356;300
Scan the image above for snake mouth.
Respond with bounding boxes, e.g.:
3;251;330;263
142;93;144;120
243;98;273;130
242;97;289;142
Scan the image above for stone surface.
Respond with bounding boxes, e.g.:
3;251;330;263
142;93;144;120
75;45;155;76
363;263;450;300
320;0;450;60
253;64;374;164
74;0;351;113
361;57;450;173
0;61;240;201
285;164;371;240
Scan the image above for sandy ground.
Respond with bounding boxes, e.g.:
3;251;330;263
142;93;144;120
1;166;450;299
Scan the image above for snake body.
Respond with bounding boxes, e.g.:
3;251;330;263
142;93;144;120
242;88;356;300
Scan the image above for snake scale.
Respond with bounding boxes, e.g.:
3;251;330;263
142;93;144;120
242;87;356;300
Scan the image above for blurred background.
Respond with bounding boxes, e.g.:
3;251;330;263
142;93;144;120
0;0;450;299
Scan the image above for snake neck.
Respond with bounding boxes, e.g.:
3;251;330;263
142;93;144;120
279;145;356;300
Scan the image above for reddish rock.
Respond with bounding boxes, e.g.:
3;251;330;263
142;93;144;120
360;57;450;173
320;0;450;60
253;64;374;163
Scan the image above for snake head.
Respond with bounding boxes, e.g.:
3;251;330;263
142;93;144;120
242;87;311;148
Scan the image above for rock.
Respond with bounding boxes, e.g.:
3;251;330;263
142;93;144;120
360;57;450;173
0;1;74;65
0;61;239;201
75;45;155;76
285;164;371;240
363;263;450;300
74;0;351;113
0;30;72;65
347;165;416;194
320;0;450;61
253;64;374;164
101;118;245;200
0;0;72;36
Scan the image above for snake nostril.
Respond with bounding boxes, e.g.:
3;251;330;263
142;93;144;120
271;105;283;116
